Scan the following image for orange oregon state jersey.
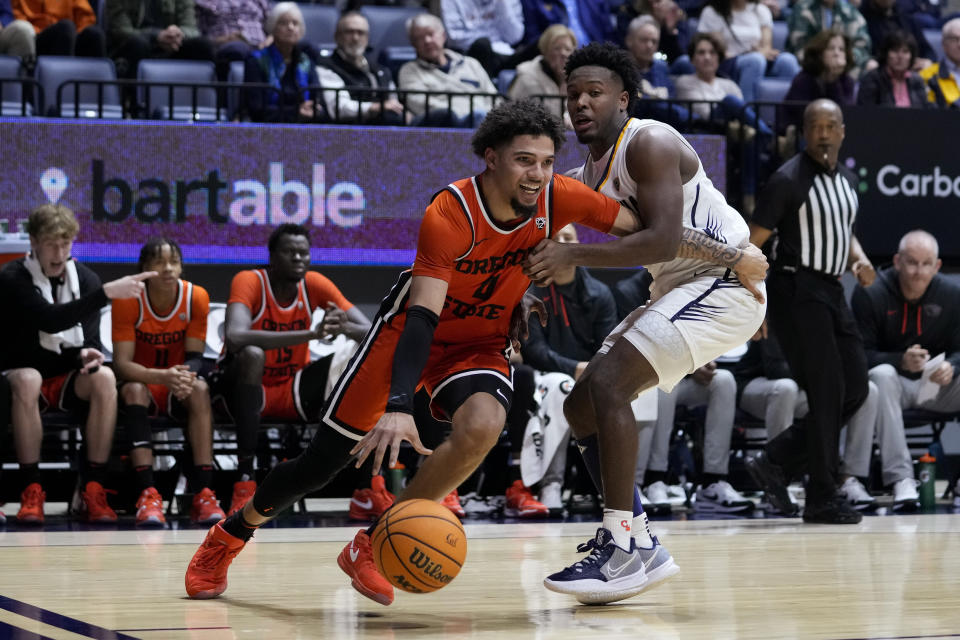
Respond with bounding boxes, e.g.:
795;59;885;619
412;173;621;344
112;279;209;369
228;269;354;385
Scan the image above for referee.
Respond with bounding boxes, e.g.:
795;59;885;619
745;99;875;524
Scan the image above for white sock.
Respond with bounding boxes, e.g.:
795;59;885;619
602;509;633;550
632;512;654;549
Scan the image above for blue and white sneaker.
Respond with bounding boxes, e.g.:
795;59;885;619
631;535;680;595
544;528;648;604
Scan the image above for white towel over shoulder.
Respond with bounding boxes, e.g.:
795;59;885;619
23;253;84;353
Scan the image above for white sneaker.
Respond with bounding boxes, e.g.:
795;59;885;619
636;485;649;505
694;480;754;514
539;482;563;511
892;477;920;511
838;477;876;511
644;481;670;506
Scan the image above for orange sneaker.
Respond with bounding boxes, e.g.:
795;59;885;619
191;488;226;525
505;480;548;518
185;521;246;599
135;487;166;526
17;482;45;524
442;489;466;518
78;481;118;523
228;480;256;516
337;529;394;606
349;475;395;520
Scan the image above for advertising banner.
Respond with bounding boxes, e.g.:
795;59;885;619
841;106;960;259
0;119;725;265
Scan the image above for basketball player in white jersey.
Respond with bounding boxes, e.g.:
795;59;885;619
525;42;767;604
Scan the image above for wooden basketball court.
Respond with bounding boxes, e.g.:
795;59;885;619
0;512;958;639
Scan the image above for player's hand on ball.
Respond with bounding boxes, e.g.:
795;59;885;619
351;412;433;472
522;239;568;286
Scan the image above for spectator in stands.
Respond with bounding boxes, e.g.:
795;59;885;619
194;0;270;80
315;11;404;125
615;0;693;69
861;0;935;66
851;230;958;510
919;17;960;108
697;0;800;102
787;0;874;76
783;31;857;129
12;0;106;57
0;0;34;61
107;0;215;78
212;223;370;517
507;23;576;128
111;238;225;527
736;332;886;512
441;0;527;77
397;12;498;127
676;32;772;212
625;16;692;129
520;0;613;49
518;224;618;513
243;2;324;124
857;30;931;106
0;204;155;524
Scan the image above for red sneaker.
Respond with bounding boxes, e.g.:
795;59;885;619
349;475;395;520
228;480;256;517
191;488;226;525
78;481;118;523
135;487;166;526
17;482;45;524
185;522;246;599
505;480;548;518
337;529;394;606
441;489;465;518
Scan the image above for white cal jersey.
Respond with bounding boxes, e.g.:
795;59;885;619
572;118;750;299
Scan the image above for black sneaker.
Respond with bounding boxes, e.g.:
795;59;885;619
745;452;798;516
802;494;864;524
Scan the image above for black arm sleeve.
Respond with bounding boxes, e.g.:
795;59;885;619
385;305;439;414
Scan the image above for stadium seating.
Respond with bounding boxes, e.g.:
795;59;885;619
772;21;788;52
378;45;417;82
227;60;246;120
755;77;792;130
360;5;426;55
496;68;516;95
34;55;122;118
137;59;221;121
0;54;32;116
299;4;339;45
925;28;943;61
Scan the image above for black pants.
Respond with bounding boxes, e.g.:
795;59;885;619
36;21;107;57
764;270;869;502
109;33;215;78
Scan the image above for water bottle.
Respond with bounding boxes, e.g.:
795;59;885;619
387;462;406;495
918;453;937;511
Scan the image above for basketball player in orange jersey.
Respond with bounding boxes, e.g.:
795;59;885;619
184;99;767;604
211;223;371;516
111;238;225;527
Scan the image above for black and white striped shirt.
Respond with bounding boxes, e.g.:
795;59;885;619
753;152;860;277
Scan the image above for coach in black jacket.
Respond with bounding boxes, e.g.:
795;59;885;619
850;229;960;505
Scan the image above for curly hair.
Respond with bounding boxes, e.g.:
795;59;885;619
470;99;566;157
564;42;640;108
802;30;855;76
138;237;183;273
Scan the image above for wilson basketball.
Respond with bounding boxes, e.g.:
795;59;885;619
371;499;467;594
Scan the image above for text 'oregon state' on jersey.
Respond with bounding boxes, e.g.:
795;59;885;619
228;269;353;385
111;279;209;369
411;173;621;344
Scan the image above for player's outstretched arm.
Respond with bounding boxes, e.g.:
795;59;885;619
351;275;447;473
